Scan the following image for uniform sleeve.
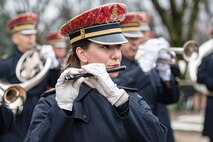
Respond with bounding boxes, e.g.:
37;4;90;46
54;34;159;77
24;95;75;142
149;69;180;104
158;75;180;104
0;106;14;133
118;93;167;142
197;56;213;91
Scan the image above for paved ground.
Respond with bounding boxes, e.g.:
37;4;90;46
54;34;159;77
174;131;208;142
170;110;209;142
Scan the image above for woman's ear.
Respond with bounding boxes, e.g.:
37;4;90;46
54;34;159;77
76;47;88;64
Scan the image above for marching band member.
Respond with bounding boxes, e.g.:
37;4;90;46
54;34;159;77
0;12;55;142
139;12;181;142
114;12;180;142
197;36;213;142
45;32;68;88
24;3;167;142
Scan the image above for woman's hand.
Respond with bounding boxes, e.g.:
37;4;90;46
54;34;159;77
55;68;84;111
82;63;128;106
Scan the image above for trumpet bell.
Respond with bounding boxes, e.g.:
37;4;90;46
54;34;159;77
158;40;199;65
0;83;27;114
188;39;213;94
182;40;199;62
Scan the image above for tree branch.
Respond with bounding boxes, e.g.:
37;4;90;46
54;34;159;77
152;0;177;41
170;0;178;17
187;0;200;39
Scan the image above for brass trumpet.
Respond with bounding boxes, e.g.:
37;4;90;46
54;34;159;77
0;83;26;114
157;40;199;64
0;44;52;114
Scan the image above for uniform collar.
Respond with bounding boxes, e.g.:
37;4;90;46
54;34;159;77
75;82;92;101
12;48;23;59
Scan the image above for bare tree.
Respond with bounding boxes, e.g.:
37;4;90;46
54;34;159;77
0;0;14;56
150;0;201;46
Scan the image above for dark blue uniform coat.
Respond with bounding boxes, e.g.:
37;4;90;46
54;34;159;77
114;57;180;142
197;52;213;138
114;57;179;113
24;83;167;142
0;49;51;142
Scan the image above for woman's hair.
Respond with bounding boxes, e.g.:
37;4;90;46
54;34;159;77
64;39;91;69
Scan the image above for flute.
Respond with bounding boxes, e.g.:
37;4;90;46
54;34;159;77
64;66;126;80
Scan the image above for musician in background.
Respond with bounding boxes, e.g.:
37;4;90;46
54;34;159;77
139;11;182;142
197;31;213;141
24;3;167;142
0;12;56;142
114;12;180;142
45;32;68;88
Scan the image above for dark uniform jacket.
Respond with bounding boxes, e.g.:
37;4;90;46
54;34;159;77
0;49;51;142
114;57;180;142
197;51;213;138
114;57;180;114
197;51;213;91
24;83;167;142
47;68;61;89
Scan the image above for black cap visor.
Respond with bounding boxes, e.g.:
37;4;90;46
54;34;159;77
88;32;128;45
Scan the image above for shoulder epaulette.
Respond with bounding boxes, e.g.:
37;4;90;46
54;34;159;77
41;88;56;97
118;86;138;92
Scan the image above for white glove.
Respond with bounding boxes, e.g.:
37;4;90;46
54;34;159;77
40;45;59;69
82;63;128;107
155;37;169;49
156;50;171;81
137;37;170;72
55;68;84;111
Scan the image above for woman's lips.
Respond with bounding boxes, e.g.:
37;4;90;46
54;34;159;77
107;64;120;68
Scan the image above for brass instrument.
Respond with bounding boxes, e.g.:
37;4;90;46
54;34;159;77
187;39;213;94
157;40;199;64
0;44;52;114
0;83;26;114
16;44;42;82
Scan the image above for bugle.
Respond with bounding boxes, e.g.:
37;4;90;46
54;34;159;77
0;83;26;114
0;44;52;114
157;40;199;64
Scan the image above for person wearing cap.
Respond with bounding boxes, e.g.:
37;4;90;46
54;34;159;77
24;3;167;142
197;31;213;142
137;11;155;44
115;11;179;110
114;11;180;142
138;38;179;142
45;32;68;88
0;12;55;142
136;11;180;142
